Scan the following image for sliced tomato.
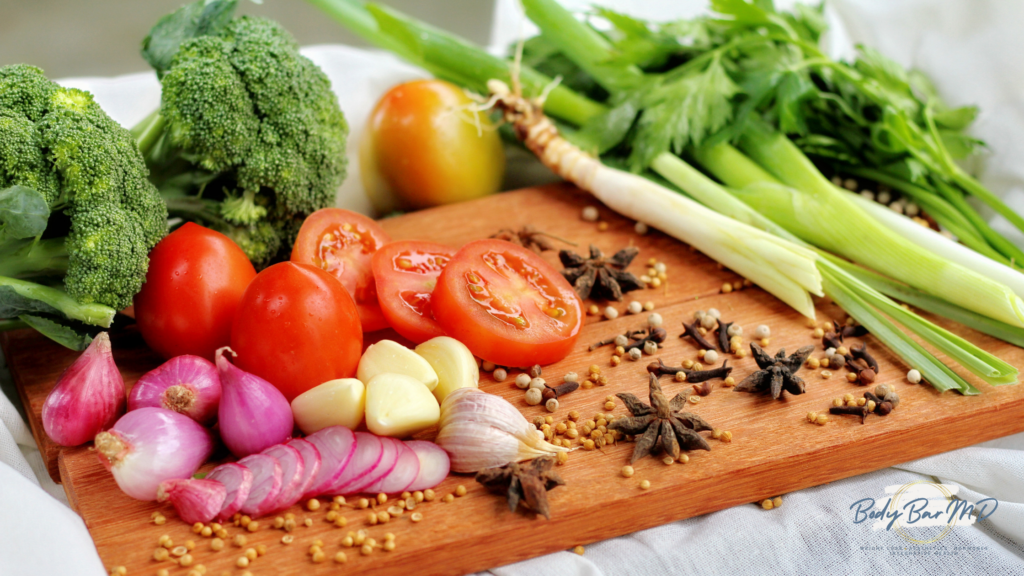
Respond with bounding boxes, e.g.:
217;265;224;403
430;239;583;367
372;240;456;343
291;208;391;332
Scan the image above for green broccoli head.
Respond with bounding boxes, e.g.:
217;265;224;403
0;64;168;310
152;11;348;262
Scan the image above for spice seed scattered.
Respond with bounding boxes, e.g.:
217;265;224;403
574;545;585;555
907;369;922;384
582;206;599;222
621;465;635;478
639;480;651;490
334;552;348;564
761;499;774;510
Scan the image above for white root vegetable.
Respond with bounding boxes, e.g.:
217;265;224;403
486;80;822;318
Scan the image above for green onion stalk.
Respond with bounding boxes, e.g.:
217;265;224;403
308;0;1020;394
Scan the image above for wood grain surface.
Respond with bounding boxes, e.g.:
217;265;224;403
4;183;1024;576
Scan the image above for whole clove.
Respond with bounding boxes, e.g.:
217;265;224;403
822;331;843;351
692;381;714;396
833;320;868;339
829;405;870;424
850;344;879;372
681;321;718;351
589;329;647;352
716;322;734;353
624;327;668;353
647;359;732;383
541;381;579;402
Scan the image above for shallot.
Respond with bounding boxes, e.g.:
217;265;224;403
206;463;253;522
404;440;450;491
157;478;226;524
237;453;283;517
94;407;213;501
216;347;293;457
302;426;356;498
262;444;306;512
128;355;221;426
42;332;126;447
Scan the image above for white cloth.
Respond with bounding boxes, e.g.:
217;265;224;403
4;1;1024;575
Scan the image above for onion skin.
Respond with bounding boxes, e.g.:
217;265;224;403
157;478;226;524
128;355;221;426
216;347;294;458
42;332;126;447
95;407;213;501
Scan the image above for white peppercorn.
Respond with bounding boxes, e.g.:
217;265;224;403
703;350;719;364
753;324;770;339
603;306;619;320
493;368;507;382
545;397;559;412
643;340;658;355
634;222;649;235
515;374;531;389
627;301;643;314
628;348;642;361
614;334;629;347
647;313;663;327
700;315;717;330
726;324;742;337
564;372;579;383
907;369;922;384
525;388;543;406
481;361;496;372
529;377;546;390
582;206;599;222
707;308;721;319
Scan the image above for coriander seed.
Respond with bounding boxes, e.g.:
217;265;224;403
639;480;651;490
334;552;348;563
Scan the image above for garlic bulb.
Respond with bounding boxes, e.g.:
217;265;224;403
434;388;567;473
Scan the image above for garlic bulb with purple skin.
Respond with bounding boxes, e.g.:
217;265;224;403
129;355;221;426
42;332;126;447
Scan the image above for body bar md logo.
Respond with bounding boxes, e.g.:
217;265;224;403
850;481;998;544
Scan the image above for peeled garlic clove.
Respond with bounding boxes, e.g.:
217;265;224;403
290;378;365;434
358;340;439;391
365;373;441;438
414;337;479;402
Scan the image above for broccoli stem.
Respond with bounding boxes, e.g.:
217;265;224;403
0;276;116;327
0;237;69;278
134;110;168;160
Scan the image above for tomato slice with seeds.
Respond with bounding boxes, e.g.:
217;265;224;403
372;240;456;343
291;208;391;332
430;239;583;367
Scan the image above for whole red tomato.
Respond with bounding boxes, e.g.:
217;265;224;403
230;262;363;401
134;223;256;360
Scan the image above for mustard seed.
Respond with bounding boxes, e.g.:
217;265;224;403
377;493;388;505
154;548;170;561
761;499;774;510
192;522;204;534
304;518;313;527
232;535;247;548
639;480;651;490
621;465;634;478
235;557;249;569
210;538;224;551
334;552;348;563
200;526;212;537
312;551;326;563
306;498;321;511
244;548;257;561
574;545;585;555
455;485;467;497
361;544;373;556
424;489;436;501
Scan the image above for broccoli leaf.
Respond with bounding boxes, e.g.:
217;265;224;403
18;314;93;351
0;284;61;318
142;0;239;77
0;185;49;240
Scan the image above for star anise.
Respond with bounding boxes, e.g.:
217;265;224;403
608;373;714;463
475;456;565;519
734;343;815;400
559;245;644;301
490;225;574;254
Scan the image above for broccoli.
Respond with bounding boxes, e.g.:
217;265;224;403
0;64;168;348
133;0;349;266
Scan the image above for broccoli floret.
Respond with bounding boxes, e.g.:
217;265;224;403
0;64;167;347
135;0;348;265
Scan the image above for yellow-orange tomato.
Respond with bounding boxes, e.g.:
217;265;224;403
360;79;505;212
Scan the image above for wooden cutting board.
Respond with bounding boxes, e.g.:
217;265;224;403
4;183;1024;576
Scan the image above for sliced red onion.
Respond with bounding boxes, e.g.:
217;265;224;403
237;453;283;518
261;444;305;512
404;441;450;492
286;438;321;502
302;426;356;498
216;347;293;457
43;332;126;447
328;432;383;495
364;440;420;495
157;478;226;524
206;463;253;522
129;355;221;426
346;436;400;494
94;407;213;501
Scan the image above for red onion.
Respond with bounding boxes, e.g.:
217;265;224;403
302;426;356;498
329;432;384;494
286;438;321;501
261;444;305;512
206;463;253;522
42;332;126;447
237;453;282;518
94;407;213;501
365;440;420;494
343;434;400;494
128;355;221;426
157;478;226;524
216;347;293;457
404;441;450;492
